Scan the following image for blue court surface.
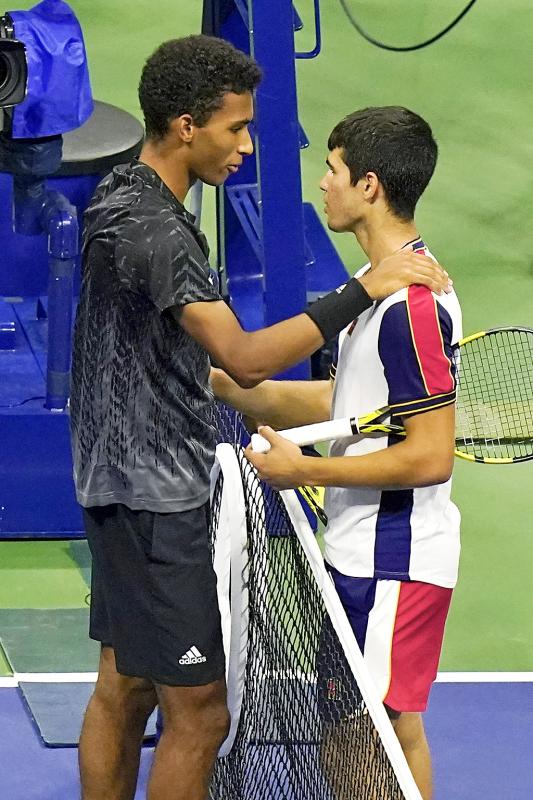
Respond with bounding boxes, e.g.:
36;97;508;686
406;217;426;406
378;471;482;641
0;680;531;799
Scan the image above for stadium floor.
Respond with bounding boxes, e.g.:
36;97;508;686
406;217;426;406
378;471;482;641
1;680;531;799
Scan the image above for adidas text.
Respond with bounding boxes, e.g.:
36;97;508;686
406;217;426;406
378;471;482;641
179;646;207;665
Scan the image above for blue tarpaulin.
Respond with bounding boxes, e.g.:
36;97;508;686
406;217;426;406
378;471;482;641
9;0;93;138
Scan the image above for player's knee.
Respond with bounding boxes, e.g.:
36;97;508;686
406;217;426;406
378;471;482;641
160;682;230;747
181;688;230;746
200;696;231;747
94;673;157;721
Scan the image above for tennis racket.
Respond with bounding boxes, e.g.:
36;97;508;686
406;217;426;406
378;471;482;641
252;326;533;466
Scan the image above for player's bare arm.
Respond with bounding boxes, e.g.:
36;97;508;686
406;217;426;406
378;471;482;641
177;300;322;387
176;249;451;388
210;368;332;429
245;403;455;490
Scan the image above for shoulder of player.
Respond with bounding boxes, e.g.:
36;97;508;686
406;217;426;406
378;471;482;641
118;194;200;260
379;284;460;315
375;286;410;315
415;246;462;314
376;287;461;348
86;169;159;235
95;165;189;229
353;262;449;315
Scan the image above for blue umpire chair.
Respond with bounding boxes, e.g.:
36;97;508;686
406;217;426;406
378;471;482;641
0;1;144;538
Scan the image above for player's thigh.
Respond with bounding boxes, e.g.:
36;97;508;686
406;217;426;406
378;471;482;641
94;645;157;715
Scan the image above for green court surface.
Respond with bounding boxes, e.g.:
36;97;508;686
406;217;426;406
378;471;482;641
2;1;531;677
0;608;99;674
68;541;92;590
0;646;10;676
443;460;531;670
0;542;89;609
0;542;91;676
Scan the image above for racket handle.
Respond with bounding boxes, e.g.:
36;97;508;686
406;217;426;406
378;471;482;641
251;417;357;453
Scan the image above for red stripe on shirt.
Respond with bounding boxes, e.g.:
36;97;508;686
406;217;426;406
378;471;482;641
406;286;454;396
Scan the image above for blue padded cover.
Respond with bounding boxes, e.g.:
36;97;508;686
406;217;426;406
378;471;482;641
9;0;93;138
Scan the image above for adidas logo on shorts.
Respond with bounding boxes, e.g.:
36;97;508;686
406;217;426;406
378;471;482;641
179;645;207;665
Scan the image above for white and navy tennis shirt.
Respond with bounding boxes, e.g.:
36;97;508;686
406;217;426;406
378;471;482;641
324;241;463;589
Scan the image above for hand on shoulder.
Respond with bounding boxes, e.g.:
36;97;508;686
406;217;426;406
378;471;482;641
358;251;453;300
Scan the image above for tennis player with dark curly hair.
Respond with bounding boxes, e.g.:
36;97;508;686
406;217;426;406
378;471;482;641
71;36;452;800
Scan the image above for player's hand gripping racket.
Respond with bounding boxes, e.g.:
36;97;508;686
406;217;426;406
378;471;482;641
252;327;533;466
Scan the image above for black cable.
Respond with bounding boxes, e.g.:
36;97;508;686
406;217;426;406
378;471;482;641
338;0;479;52
0;395;45;409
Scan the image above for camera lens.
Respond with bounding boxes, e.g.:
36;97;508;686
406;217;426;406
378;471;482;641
0;53;11;92
0;42;27;108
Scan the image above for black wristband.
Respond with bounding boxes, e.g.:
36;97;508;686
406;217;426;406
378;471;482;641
304;278;373;342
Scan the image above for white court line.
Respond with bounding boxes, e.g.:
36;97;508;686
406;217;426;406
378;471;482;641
0;672;97;687
436;672;533;683
0;671;532;689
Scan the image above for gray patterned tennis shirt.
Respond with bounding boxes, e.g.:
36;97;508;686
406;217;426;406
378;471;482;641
70;161;221;512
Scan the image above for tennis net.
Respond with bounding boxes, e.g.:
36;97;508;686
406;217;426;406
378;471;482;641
209;435;421;800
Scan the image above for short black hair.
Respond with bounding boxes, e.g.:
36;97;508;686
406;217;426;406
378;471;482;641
139;35;262;139
328;106;438;220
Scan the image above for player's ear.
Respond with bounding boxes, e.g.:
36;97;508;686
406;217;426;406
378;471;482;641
169;114;194;143
362;171;379;201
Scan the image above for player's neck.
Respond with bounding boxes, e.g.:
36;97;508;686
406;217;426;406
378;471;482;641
139;139;194;205
354;217;420;268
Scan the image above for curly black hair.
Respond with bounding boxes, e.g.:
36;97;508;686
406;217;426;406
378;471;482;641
139;35;262;139
328;106;438;221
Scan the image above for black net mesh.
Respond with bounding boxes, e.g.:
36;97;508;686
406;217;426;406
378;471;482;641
455;328;533;461
214;402;251;449
209;407;409;800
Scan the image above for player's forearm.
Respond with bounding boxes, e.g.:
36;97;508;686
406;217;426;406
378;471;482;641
206;279;373;387
231;315;325;386
211;369;331;429
298;440;453;490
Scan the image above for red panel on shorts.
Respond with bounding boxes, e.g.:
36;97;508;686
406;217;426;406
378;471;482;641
384;581;452;713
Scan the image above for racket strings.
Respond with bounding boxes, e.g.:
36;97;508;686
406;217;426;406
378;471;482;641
455;330;533;460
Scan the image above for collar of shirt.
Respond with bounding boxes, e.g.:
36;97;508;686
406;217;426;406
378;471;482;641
129;159;196;225
128;159;210;260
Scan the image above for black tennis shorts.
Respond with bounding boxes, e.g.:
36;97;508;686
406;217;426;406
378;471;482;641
83;502;226;687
